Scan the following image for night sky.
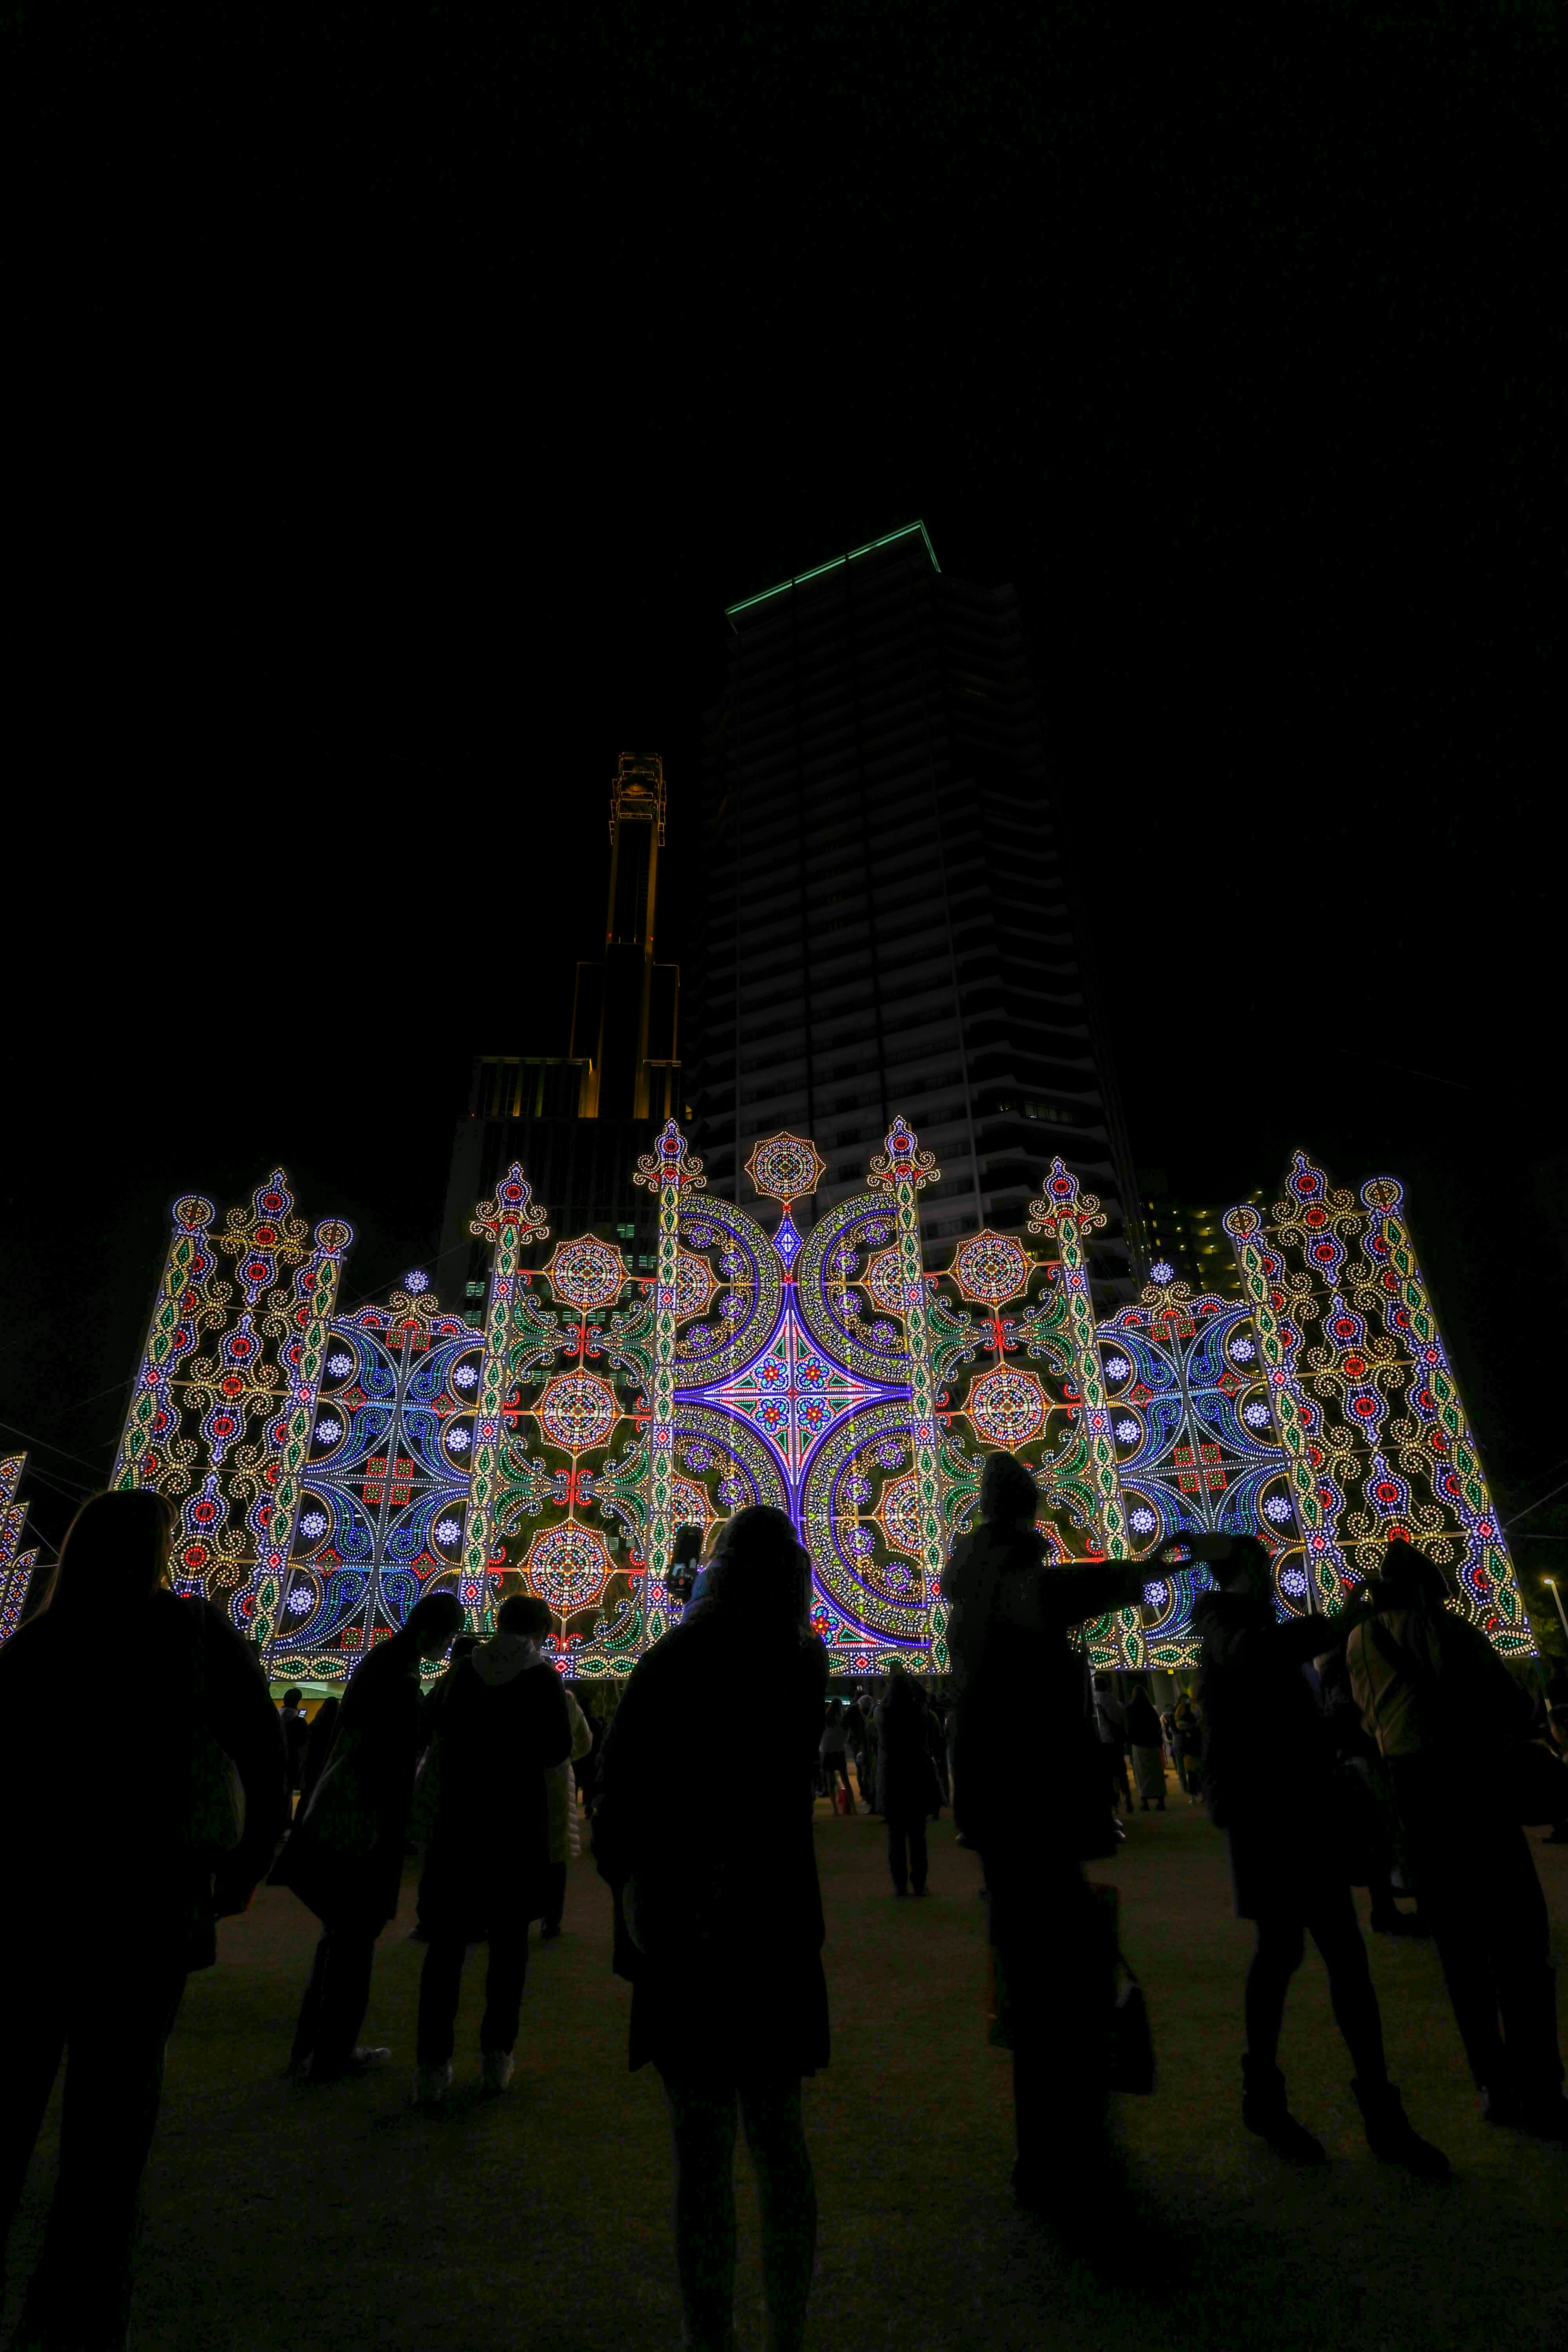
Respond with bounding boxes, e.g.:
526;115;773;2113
4;6;1561;1608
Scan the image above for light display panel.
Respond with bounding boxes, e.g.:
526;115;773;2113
267;1281;487;1677
0;1454;39;1644
113;1173;355;1646
109;1136;1531;1675
485;1174;657;1677
1225;1154;1528;1652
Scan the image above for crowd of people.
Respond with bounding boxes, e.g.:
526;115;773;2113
2;1470;1566;2350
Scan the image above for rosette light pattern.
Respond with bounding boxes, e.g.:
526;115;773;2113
543;1235;628;1310
539;1369;619;1452
951;1229;1031;1308
967;1365;1049;1448
745;1130;826;1205
524;1521;615;1616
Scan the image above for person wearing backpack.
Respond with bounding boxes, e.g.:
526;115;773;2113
0;1489;285;2352
1347;1541;1568;2139
593;1505;826;2352
942;1450;1150;2223
1193;1532;1448;2177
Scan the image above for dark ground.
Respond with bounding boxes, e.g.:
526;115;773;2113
8;1783;1567;2352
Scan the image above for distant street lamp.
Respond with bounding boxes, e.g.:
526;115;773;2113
1543;1578;1568;1647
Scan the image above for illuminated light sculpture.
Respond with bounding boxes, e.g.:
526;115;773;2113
967;1365;1049;1448
114;1173;356;1641
745;1130;828;1207
268;1279;485;1673
1029;1161;1144;1668
459;1165;550;1633
0;1455;40;1644
111;1139;1532;1675
542;1235;628;1310
1225;1156;1528;1650
637;1121;711;1647
635;1121;947;1669
1094;1276;1300;1662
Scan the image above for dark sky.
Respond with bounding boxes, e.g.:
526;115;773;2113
4;4;1562;1590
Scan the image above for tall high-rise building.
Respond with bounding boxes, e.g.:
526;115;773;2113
690;524;1138;1290
1138;1172;1262;1304
439;755;682;1302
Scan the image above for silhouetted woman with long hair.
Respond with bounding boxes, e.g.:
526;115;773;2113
594;1505;826;2352
0;1488;285;2350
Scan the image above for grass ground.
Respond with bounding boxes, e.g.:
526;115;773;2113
7;1778;1568;2352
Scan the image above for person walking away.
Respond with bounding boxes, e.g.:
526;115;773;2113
1125;1684;1167;1811
575;1692;606;1818
1347;1541;1568;2138
845;1690;873;1810
543;1650;595;1939
923;1686;953;1809
858;1690;881;1814
275;1590;463;2081
0;1489;285;2351
594;1505;826;2352
1192;1533;1447;2174
1094;1682;1133;1813
279;1686;311;1822
820;1698;853;1812
412;1595;572;2100
875;1666;940;1894
944;1452;1149;2223
1172;1689;1203;1802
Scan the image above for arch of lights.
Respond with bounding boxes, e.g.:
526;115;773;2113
100;1131;1530;1677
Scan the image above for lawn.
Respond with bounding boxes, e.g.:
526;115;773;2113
7;1786;1567;2352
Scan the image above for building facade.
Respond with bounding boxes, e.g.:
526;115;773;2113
438;755;683;1303
689;523;1138;1290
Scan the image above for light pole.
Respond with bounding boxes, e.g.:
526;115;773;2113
1543;1578;1568;1648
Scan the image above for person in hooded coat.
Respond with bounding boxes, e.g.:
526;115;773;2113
274;1589;463;2082
412;1592;572;2099
942;1450;1149;2218
593;1504;826;2352
0;1489;285;2352
1194;1532;1448;2176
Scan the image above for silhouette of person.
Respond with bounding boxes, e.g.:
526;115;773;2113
1347;1540;1568;2138
275;1590;463;2082
278;1686;310;1822
0;1489;285;2350
295;1692;339;1814
542;1662;595;1940
1193;1532;1448;2174
875;1666;938;1894
942;1450;1149;2221
594;1505;825;2352
1094;1680;1134;1813
819;1697;854;1811
1124;1682;1167;1811
412;1594;572;2102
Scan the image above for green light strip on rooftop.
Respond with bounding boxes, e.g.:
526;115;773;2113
725;521;940;619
